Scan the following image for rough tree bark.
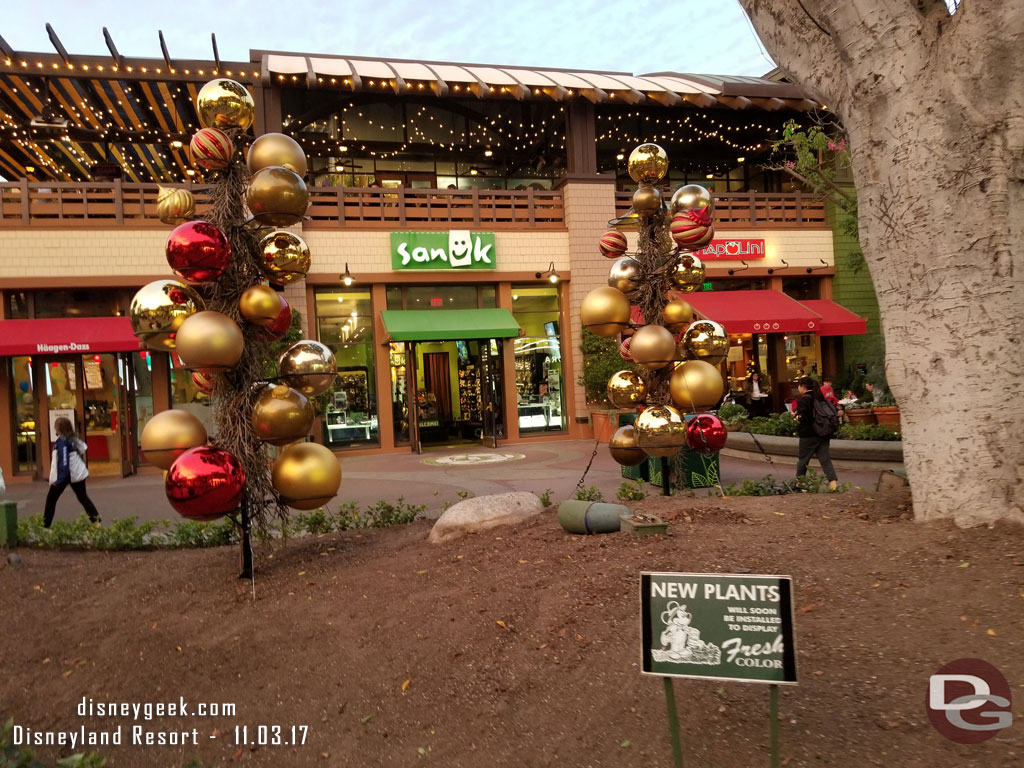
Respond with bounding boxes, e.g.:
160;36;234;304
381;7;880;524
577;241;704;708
738;0;1024;525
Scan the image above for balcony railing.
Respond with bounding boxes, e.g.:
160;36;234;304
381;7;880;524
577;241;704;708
614;190;827;228
0;181;826;230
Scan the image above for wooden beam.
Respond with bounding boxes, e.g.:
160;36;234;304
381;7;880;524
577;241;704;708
718;95;753;110
682;92;717;108
211;33;222;75
158;31;174;72
45;24;72;68
102;27;124;69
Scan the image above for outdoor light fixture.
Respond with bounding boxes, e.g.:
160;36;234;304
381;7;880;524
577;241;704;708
767;258;789;275
484;148;493;157
536;262;560;284
469;167;479;176
341;263;354;286
727;260;749;276
806;259;829;274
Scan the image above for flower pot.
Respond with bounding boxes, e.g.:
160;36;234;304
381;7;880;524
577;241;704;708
845;408;876;426
590;410;616;443
872;406;900;428
724;422;744;432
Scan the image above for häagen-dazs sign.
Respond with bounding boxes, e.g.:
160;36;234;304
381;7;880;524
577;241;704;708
391;231;496;271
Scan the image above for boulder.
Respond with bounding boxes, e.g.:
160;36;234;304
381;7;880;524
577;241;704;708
428;492;543;544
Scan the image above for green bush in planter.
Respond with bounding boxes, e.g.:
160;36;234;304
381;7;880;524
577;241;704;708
716;402;749;425
579;328;637;405
837;423;901;441
744;412;798;437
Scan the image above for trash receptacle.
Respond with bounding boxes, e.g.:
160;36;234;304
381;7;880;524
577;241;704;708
0;501;18;547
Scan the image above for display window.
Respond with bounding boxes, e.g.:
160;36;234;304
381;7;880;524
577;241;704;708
512;285;565;433
10;356;36;474
169;354;214;435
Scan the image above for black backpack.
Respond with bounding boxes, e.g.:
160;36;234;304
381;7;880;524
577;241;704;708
812;399;839;437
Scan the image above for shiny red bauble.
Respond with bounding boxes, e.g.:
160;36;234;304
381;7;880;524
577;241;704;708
165;445;246;520
166;221;232;283
685;413;727;455
251;294;292;342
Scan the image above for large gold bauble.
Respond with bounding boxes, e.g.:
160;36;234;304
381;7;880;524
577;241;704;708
247;133;307;177
129;279;204;351
580;287;630;338
632;185;662;218
246;166;309;226
671;255;706;293
252;384;314;446
608;257;642;295
683;320;729;365
629;324;677;371
669;360;725;411
272;442;342;510
175;311;245;374
257;230;311;285
239;285;284;327
196;78;255;131
140;409;208;470
628;143;669;184
669;184;715;216
609;425;647;467
607;370;646;409
156;186;195;225
662;299;694;334
278;340;337;396
635;404;687;458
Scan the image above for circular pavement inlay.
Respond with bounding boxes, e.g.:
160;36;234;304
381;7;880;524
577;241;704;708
422;452;526;467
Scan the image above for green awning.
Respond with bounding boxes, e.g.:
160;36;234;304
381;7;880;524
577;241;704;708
381;308;521;342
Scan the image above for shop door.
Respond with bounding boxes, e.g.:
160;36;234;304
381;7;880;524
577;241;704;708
480;339;505;448
116;352;138;476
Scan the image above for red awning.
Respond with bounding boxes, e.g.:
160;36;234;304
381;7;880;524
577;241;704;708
798;299;868;336
682;290;823;334
0;317;139;356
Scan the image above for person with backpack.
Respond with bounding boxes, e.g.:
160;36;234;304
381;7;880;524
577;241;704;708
794;376;839;491
43;416;101;528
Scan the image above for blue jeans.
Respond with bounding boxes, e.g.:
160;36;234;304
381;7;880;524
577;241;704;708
796;436;837;482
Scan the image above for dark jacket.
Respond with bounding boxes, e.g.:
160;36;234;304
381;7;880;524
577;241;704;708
795;393;818;438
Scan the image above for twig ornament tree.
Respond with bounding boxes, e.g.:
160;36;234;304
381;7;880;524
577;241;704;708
580;144;729;483
130;78;342;575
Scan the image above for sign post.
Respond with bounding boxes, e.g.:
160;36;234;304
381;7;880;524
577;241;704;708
641;572;797;765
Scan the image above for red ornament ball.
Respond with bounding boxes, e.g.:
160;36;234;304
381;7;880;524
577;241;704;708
190;127;234;171
166;221;231;283
599;230;628;259
618;335;634;362
165;446;246;521
685;413;727;455
670;211;714;249
251;295;292;342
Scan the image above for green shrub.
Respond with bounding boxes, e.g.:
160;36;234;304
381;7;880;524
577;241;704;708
361;497;425;528
616;480;648;502
716;402;749;424
744;413;798;436
161;519;237;549
574;485;604;502
837;423;901;441
539;488;553;507
579;329;636;405
722;470;847;496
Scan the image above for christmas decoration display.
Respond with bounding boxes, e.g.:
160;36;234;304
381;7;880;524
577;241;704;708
126;77;340;576
580;143;728;489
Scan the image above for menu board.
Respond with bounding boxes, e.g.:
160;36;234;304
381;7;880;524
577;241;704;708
83;359;104;390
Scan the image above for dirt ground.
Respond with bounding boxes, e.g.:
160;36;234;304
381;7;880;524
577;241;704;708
2;487;1023;768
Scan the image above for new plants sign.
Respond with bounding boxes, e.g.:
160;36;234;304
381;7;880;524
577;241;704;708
391;231;496;271
641;572;797;685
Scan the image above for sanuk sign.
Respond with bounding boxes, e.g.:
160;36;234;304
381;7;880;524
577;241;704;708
391;231;496;271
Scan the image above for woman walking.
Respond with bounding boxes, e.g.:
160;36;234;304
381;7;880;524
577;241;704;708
794;376;839;491
43;416;101;527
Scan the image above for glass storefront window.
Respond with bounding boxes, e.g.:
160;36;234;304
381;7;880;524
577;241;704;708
406;285;478;309
11;356;36;473
315;288;379;447
5;291;29;319
784;332;821;382
390;343;410;445
33;289;132;319
781;277;821;301
169;355;214;435
511;284;565;433
132;351;157;454
386;286;403;310
480;286;496;308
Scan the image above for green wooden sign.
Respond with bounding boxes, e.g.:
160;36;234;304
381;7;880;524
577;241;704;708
391;231;496;270
641;572;797;685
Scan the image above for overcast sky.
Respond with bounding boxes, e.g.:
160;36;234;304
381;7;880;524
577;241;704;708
2;0;775;76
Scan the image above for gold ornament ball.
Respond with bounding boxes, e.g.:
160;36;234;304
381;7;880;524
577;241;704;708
635;404;687;458
129;279;204;351
196;78;255;131
607;370;647;409
629;324;677;371
670;184;715;215
684;320;729;365
140;409;208;470
258;230;311;285
156;186;195;225
252;384;314;447
669;360;725;411
175;311;245;374
272;442;342;510
671;255;706;292
580;287;630;338
278;340;337;396
662;299;694;334
239;284;284;327
246;166;309;226
247;132;308;177
628;143;669;184
608;257;642;295
632;185;663;218
609;425;647;467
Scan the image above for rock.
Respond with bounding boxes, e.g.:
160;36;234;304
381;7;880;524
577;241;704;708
428;492;543;544
7;552;21;565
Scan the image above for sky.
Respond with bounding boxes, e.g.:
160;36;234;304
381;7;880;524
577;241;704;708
0;0;776;77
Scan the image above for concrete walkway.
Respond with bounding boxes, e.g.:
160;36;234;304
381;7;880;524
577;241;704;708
2;439;885;525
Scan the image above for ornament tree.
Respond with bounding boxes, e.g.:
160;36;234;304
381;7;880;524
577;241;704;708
131;79;343;577
580;144;729;491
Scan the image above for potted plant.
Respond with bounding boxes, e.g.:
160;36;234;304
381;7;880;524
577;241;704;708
871;395;900;428
716;402;749;432
844;400;877;425
579;328;638;443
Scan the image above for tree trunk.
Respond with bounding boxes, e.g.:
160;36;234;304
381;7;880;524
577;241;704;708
740;0;1024;524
